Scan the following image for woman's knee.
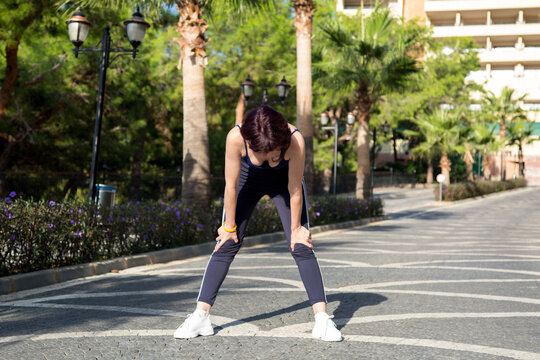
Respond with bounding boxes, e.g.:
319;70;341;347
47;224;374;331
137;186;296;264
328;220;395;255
290;244;315;260
213;239;242;257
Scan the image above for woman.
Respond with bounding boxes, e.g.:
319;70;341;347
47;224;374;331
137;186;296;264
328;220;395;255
174;105;342;342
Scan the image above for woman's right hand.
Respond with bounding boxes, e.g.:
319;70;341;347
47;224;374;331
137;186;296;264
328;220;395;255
214;225;239;252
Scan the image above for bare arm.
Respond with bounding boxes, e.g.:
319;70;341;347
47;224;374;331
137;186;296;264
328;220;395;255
288;131;313;251
215;127;242;252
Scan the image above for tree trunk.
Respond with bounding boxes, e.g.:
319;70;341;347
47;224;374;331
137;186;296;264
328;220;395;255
518;145;524;178
426;158;433;185
356;112;371;199
294;0;315;197
392;129;398;163
0;43;20;122
0;3;43;123
499;119;506;181
175;1;212;208
464;148;474;181
440;153;451;186
482;153;492;180
355;85;372;199
181;58;211;207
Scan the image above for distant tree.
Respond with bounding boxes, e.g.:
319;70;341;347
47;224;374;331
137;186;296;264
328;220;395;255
507;119;539;178
406;108;465;186
469;122;503;181
483;86;526;181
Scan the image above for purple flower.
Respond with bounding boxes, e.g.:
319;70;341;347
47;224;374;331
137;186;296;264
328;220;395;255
4;197;11;204
71;219;76;224
166;206;170;211
10;234;15;241
9;192;16;198
150;225;156;230
186;207;190;213
121;217;126;222
8;213;13;219
75;231;82;237
49;224;54;229
196;224;204;229
316;212;320;217
136;201;141;205
108;217;113;222
49;201;56;206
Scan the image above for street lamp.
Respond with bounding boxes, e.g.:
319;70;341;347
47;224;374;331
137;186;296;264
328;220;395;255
320;111;356;195
241;75;291;106
66;8;150;202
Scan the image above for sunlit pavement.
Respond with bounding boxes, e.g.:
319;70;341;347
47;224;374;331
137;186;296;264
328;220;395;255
1;187;539;360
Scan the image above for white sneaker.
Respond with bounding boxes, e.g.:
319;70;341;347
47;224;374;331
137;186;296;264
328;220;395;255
173;309;214;339
312;312;343;342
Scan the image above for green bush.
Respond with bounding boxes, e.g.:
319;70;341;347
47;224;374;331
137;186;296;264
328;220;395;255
1;193;383;276
434;179;527;201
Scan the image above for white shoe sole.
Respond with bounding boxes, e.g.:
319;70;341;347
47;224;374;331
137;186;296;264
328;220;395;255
174;327;214;339
312;330;343;342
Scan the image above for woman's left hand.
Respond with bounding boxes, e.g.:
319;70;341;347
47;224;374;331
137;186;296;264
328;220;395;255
290;226;313;252
214;225;238;252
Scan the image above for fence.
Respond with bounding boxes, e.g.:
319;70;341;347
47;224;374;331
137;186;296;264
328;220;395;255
313;169;416;196
0;169;416;202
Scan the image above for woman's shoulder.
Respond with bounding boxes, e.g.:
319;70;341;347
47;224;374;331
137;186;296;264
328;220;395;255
226;126;244;149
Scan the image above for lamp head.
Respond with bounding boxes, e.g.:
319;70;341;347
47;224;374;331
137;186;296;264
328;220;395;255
241;76;256;100
123;7;150;50
66;10;92;49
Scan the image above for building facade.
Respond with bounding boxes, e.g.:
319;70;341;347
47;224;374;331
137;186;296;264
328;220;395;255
337;0;540;185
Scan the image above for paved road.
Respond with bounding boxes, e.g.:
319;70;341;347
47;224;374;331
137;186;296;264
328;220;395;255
1;187;540;360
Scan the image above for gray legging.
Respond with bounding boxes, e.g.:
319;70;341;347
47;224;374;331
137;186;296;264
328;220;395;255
197;158;327;306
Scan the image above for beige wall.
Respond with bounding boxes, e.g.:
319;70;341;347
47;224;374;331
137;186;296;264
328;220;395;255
404;0;426;22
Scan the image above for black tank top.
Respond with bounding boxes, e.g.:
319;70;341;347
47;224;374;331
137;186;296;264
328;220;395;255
236;124;299;190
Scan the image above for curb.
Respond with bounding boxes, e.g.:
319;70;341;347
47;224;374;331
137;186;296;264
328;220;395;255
0;216;386;295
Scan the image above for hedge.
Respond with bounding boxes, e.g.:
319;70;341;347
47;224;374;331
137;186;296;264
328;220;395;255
1;193;383;276
434;179;527;201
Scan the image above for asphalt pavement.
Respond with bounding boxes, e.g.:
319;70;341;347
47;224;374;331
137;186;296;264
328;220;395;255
1;186;539;360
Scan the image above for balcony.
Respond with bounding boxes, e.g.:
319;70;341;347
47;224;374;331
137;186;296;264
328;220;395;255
431;23;540;46
478;48;540;68
425;0;540;13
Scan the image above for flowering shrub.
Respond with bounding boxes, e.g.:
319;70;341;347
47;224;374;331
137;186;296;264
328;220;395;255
1;193;383;276
434;179;527;201
241;196;383;236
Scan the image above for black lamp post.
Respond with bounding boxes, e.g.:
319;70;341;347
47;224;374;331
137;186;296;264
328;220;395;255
241;76;291;106
320;111;356;195
66;8;150;203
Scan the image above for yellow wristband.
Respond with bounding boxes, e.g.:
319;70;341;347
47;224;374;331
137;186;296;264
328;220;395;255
223;223;237;233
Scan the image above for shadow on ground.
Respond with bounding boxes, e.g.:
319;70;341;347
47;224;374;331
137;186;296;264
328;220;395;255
215;292;387;332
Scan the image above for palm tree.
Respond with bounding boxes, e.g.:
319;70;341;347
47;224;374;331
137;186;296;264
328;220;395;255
294;0;315;196
59;0;273;207
470;121;502;180
507;119;538;178
315;7;426;198
483;86;526;181
407;108;464;186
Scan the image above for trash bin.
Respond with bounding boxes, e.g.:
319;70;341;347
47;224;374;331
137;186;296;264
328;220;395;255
96;184;116;208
